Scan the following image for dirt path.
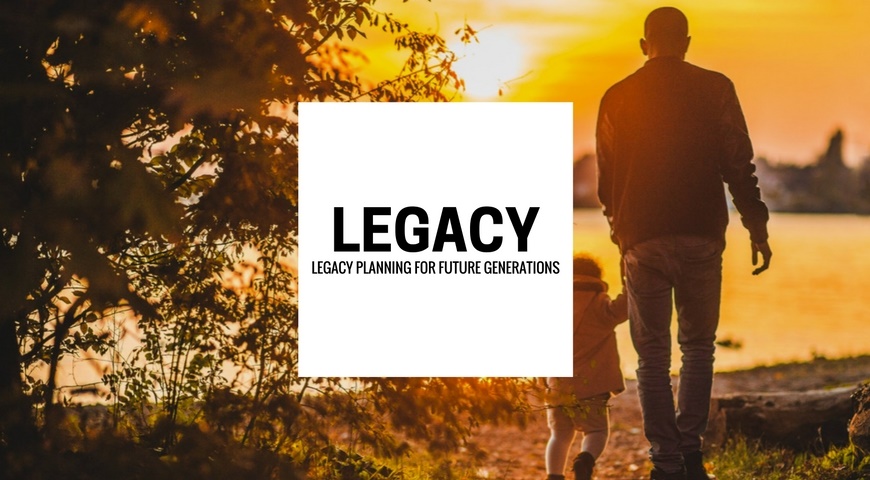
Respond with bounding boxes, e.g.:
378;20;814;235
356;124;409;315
471;356;870;479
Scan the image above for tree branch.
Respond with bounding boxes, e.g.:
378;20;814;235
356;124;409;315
165;155;210;193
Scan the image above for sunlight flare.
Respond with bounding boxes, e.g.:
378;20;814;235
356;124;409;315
450;27;529;100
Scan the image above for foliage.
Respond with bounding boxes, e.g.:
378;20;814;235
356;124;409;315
710;436;870;480
2;420;300;480
0;0;529;477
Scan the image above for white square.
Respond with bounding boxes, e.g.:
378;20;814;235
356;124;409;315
298;102;573;377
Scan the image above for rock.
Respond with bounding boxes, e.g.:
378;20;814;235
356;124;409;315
849;383;870;453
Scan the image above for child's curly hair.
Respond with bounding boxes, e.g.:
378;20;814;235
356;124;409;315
573;253;603;279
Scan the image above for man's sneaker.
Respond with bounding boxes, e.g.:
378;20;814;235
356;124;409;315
650;466;687;480
572;452;595;480
683;451;716;480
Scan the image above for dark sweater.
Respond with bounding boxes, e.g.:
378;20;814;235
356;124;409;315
596;56;769;251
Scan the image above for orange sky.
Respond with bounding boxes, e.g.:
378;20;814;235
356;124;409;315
358;0;870;166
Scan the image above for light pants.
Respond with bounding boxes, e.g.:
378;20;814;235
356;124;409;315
624;235;724;473
545;392;610;475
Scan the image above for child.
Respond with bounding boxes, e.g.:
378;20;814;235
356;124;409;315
545;254;628;480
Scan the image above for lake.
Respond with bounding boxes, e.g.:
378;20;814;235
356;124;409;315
572;209;870;374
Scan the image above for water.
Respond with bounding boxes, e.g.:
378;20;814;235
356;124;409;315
573;209;870;374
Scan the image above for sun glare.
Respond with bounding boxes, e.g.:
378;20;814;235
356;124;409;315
450;28;528;100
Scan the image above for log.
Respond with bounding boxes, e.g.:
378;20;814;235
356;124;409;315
706;386;856;450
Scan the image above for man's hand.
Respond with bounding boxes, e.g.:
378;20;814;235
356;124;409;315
751;241;772;275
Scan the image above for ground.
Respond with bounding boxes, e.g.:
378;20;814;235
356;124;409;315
470;355;870;479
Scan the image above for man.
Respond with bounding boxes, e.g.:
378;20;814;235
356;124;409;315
596;7;772;480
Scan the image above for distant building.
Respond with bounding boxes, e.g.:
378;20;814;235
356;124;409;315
573;154;600;208
756;130;868;213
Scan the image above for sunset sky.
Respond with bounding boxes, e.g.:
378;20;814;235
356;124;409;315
358;0;870;166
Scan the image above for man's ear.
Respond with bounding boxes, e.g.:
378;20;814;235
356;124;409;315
640;38;649;56
684;36;692;53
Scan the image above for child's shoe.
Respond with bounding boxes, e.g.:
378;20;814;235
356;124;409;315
683;451;716;480
572;451;595;480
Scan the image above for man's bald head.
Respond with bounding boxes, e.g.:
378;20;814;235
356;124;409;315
641;7;690;58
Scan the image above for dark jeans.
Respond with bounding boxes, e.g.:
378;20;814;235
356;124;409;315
623;235;725;472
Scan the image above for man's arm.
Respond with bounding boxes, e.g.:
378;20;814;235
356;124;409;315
718;79;773;273
596;94;618;244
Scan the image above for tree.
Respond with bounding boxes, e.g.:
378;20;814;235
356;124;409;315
1;0;529;475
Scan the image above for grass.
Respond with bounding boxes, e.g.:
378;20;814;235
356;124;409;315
302;442;492;480
709;437;870;480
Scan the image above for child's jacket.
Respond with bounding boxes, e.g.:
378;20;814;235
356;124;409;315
571;273;629;398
